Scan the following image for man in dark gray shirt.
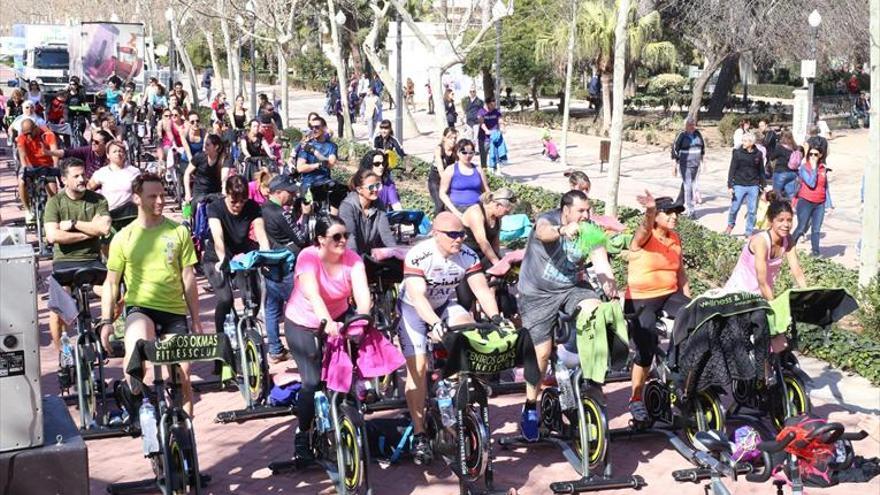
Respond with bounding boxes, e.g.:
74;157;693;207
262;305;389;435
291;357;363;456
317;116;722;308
516;189;617;441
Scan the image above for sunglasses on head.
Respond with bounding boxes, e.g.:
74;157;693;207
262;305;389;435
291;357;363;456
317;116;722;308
441;230;467;240
327;232;350;242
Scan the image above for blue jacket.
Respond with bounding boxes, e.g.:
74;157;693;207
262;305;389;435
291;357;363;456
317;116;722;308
487;129;508;169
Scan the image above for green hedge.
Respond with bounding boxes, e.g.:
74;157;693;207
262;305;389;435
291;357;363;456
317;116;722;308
733;83;799;99
338;139;880;383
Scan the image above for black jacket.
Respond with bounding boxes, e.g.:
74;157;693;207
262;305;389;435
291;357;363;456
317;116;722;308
728;146;765;188
671;130;705;165
261;200;311;255
768;145;794;175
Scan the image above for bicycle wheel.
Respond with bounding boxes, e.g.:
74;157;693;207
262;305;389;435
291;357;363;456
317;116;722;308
568;393;609;471
77;339;98;428
770;372;811;431
457;406;490;483
240;327;268;405
163;424;200;495
336;409;369;494
683;390;725;447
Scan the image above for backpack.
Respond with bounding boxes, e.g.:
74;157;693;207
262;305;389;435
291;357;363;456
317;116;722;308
787;149;803;171
775;415;851;487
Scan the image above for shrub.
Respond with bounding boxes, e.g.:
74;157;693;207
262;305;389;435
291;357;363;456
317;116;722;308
733;83;799;100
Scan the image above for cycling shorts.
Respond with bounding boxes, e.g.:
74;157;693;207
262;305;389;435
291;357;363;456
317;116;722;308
126;306;189;337
397;301;469;358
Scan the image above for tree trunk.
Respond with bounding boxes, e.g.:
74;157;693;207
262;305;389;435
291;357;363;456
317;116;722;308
169;19;200;106
481;66;495;103
861;0;879;286
606;0;629;217
687;55;722;121
328;0;353;140
707;53;739;117
219;13;238;98
531;79;540;111
277;44;289;128
600;71;612;134
202;27;225;96
362;41;420;136
429;67;448;133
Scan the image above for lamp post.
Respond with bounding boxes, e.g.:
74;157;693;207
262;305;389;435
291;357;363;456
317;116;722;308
395;12;403;140
247;1;257;115
807;9;822;125
164;8;175;89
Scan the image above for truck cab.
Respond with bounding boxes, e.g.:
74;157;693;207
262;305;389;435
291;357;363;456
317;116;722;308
19;44;70;94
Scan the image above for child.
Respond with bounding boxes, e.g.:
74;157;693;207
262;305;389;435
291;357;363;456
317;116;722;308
542;130;559;161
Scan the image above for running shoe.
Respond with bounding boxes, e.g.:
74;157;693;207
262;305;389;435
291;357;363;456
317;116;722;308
268;348;290;364
520;406;540;442
294;428;315;464
628;399;649;424
411;433;433;465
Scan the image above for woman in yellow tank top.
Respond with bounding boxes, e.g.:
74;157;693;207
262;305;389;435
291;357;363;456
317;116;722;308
624;191;691;424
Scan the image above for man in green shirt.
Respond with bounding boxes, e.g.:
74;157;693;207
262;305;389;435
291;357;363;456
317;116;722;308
44;158;111;358
100;173;202;417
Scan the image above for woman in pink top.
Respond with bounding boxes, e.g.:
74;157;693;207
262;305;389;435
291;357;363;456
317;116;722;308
247;168;273;205
724;192;807;300
284;215;371;463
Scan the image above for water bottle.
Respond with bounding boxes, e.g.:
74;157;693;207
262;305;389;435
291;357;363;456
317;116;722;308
139;399;160;455
59;333;74;368
223;313;238;350
555;361;576;411
314;391;332;433
181;202;193;220
435;380;456;428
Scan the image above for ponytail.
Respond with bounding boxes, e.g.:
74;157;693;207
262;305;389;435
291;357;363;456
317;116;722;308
765;190;793;221
479;191;494;205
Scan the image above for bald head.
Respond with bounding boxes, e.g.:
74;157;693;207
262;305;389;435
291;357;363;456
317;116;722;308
433;211;463;232
20;118;36;135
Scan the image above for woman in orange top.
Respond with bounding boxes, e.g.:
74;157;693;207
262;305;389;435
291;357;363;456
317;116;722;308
624;191;690;424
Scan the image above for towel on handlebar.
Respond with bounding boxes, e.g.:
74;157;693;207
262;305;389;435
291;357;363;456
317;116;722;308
439;327;540;385
575;301;629;384
229;249;296;282
767;287;859;336
321;324;405;394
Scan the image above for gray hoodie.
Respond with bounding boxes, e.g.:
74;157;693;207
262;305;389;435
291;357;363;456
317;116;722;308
338;191;397;255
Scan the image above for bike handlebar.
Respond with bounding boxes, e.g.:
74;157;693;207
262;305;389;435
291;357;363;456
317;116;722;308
318;314;375;337
444;321;501;334
756;431;796;454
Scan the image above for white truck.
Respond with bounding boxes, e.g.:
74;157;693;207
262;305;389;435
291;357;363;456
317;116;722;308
11;24;71;93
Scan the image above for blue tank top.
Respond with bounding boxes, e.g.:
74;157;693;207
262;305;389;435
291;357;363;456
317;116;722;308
448;162;482;208
189;130;205;155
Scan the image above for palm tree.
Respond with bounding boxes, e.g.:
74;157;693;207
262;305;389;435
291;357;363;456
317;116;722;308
536;0;675;133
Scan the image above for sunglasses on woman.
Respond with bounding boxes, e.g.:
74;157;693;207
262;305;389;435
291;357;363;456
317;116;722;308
372;160;385;167
190;119;200;124
362;183;382;192
459;149;475;155
327;232;350;242
809;152;821;157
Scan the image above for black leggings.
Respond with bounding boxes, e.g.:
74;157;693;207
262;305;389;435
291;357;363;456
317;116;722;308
625;290;690;367
285;321;322;430
202;260;261;333
428;170;444;215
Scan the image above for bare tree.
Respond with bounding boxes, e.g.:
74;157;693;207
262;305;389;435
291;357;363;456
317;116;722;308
388;0;513;132
862;0;879;286
606;0;630;217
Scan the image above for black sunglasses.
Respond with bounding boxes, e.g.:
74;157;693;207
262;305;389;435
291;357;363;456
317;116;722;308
309;125;322;130
808;152;821;156
190;119;200;124
441;230;467;240
327;232;350;242
458;149;475;155
372;160;385;166
92;140;105;145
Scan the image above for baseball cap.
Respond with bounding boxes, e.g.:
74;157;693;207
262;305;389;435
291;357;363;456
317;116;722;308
269;175;300;194
654;196;685;214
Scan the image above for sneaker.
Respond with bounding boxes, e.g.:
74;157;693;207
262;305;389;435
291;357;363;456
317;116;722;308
628;399;649;424
268;349;290;364
411;433;433;466
520;406;540;442
294;428;315;464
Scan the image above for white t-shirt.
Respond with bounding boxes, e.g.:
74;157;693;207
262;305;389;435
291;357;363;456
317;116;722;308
91;165;141;211
400;238;482;309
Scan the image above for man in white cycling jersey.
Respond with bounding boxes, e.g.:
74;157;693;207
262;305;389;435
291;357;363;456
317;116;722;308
397;211;506;465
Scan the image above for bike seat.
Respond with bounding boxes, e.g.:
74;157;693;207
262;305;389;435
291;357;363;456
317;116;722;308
53;263;108;287
554;309;579;345
694;430;732;456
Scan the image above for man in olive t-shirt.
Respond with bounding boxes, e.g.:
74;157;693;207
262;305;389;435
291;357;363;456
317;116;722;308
43;158;111;357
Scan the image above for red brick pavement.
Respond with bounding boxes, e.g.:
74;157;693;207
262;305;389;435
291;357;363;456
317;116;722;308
1;143;877;495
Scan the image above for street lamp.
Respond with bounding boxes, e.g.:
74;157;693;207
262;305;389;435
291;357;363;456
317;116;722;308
164;7;175;90
492;0;513;103
246;0;257;114
807;9;822;125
